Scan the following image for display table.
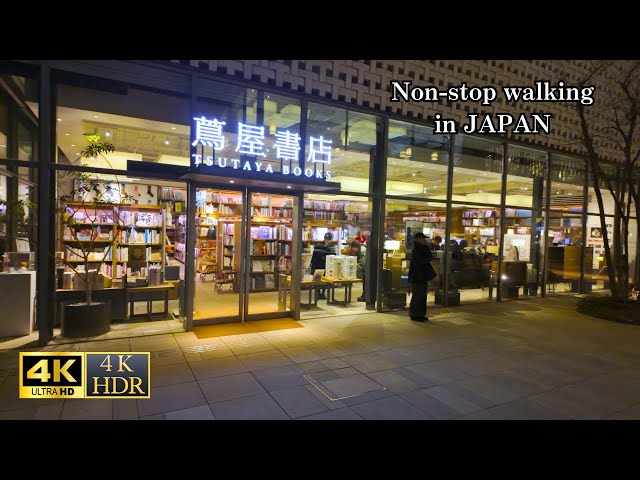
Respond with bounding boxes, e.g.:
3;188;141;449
321;277;362;305
278;275;327;310
0;271;36;336
127;283;174;320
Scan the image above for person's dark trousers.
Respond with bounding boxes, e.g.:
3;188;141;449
357;274;366;301
409;282;428;318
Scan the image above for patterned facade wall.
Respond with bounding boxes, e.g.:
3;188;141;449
169;60;630;162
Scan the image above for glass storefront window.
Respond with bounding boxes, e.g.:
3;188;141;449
506;145;547;209
306;103;382;193
546;211;584;294
548;155;586;212
301;193;372;317
588;162;619;216
0;72;39;163
452;135;503;204
196;83;301;175
386;120;449;199
54;170;186;337
56;75;190;168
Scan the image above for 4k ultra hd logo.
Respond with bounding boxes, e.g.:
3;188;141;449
19;352;150;399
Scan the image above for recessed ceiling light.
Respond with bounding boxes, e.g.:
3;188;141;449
75;152;80;155
71;144;75;147
229;180;234;184
105;132;111;137
412;173;416;177
92;115;99;118
164;140;170;145
57;118;62;122
286;185;292;189
171;127;176;130
64;133;69;136
0;144;5;148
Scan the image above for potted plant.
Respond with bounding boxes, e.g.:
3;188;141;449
56;133;132;338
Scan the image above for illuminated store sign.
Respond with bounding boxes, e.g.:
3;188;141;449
191;116;332;180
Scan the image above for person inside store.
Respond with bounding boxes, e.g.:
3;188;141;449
354;230;367;245
349;240;367;302
408;232;435;322
311;232;336;299
430;235;443;250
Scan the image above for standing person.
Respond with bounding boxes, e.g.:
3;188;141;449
311;232;335;299
354;230;367;245
430;235;443;250
349;241;367;302
408;232;434;322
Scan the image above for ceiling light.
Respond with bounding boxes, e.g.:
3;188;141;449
0;144;5;148
75;152;80;155
57;118;62;122
64;133;69;136
287;185;292;189
171;127;176;130
568;192;572;196
229;180;234;184
105;131;111;137
412;173;416;177
93;115;99;118
420;164;424;167
483;173;487;176
71;144;75;147
430;152;438;161
164;140;170;145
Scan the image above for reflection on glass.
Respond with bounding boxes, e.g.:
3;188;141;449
546;212;584;294
306;103;381;193
548;155;585;212
452;135;503;203
386;120;449;199
505;145;546;209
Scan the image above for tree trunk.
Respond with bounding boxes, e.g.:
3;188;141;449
84;262;92;305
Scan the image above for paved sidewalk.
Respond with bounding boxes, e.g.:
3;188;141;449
2;295;640;420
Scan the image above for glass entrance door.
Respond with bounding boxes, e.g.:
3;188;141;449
245;191;297;318
193;187;244;322
192;186;300;324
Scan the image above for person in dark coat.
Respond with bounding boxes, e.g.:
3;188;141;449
408;232;434;322
311;232;335;299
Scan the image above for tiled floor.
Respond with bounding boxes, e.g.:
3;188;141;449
2;294;640;420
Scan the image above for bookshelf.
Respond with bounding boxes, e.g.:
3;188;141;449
60;202;166;287
462;208;499;244
250;194;293;292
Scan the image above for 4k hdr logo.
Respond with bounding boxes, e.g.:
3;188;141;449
19;352;150;399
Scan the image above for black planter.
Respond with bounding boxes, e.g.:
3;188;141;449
62;302;111;338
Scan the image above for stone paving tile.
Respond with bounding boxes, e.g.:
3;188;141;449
199;373;266;404
198;346;236;360
113;399;139;420
139;414;165;420
351;395;430;420
150;353;187;367
320;374;385;399
188;356;249;381
303;384;347;410
487;398;567;420
164;405;215;420
237;350;294;371
527;389;612;420
0;408;38;420
210;393;290;420
393;345;464;363
420;385;485;416
340;352;402;374
252;365;308;392
399;390;461;419
278;346;322;363
151;362;196;388
604;404;640;420
61;399;113;420
297;361;331;374
137;381;206;417
454;410;498;420
339;388;396;407
271;386;329;419
366;369;425;394
434;381;497;410
405;360;473;385
320;358;350;370
33;402;64;420
298;407;363;420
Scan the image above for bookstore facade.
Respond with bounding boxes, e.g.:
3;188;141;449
0;60;636;346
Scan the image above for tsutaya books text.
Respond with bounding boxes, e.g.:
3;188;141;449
190;116;332;180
